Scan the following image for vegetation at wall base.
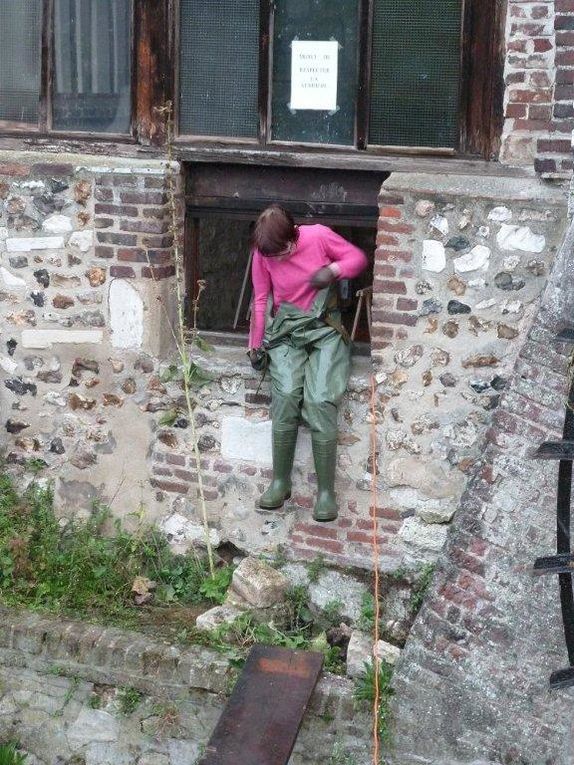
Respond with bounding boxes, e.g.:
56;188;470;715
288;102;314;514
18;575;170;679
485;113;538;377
0;473;231;625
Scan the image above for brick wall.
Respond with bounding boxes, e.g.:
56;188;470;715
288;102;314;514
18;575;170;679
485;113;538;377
501;0;574;176
388;220;574;764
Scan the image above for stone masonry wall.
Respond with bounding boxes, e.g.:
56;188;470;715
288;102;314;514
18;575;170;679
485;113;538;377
0;152;178;522
500;0;574;177
387;219;574;765
0;608;370;765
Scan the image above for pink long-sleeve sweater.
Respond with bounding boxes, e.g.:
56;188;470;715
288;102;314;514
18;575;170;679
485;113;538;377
249;223;368;348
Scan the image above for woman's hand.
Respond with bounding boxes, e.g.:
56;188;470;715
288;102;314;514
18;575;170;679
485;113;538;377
310;265;337;289
248;348;267;372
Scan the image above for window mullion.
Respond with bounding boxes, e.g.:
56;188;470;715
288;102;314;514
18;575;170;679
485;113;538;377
356;0;374;150
258;0;273;144
40;0;54;132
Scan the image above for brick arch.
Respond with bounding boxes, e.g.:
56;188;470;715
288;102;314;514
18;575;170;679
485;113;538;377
389;220;574;764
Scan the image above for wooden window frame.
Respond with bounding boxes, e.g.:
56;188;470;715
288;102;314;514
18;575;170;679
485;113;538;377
173;0;505;160
0;0;174;147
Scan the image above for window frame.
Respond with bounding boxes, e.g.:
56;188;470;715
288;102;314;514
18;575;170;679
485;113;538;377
173;0;504;160
0;0;141;143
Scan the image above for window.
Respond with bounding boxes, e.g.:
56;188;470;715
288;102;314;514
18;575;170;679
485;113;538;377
0;0;133;135
177;0;500;156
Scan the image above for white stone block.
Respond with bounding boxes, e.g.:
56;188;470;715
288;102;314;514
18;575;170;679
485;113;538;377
453;245;490;273
196;604;245;632
421;240;446;273
487;206;512;222
67;709;119;750
0;267;26;289
159;513;220;554
0;356;18;374
375;639;401;666
21;329;104;349
42;214;73;234
496;224;545;253
429;215;449;236
231;557;289;608
6;236;65;251
109;279;144;349
346;631;373;678
399;516;448;552
69;229;94;252
222;417;272;464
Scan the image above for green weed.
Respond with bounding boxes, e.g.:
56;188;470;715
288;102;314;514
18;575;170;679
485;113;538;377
198;566;233;604
353;660;394;746
0;475;214;622
357;591;376;632
117;686;143;715
307;555;326;583
409;563;435;614
322;598;344;626
327;742;358;765
0;743;26;765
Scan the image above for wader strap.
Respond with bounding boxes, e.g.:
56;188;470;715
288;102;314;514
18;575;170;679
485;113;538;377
319;286;350;345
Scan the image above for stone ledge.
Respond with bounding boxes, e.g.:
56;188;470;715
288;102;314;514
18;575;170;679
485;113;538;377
0;149;177;175
0;608;358;717
383;172;568;206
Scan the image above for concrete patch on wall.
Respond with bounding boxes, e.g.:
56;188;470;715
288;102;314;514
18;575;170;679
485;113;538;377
109;279;144;349
221;416;312;466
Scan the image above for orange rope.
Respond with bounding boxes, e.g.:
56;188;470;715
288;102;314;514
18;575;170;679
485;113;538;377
370;374;381;765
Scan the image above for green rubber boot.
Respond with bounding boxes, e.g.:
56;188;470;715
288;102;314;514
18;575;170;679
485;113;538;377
311;436;338;522
258;428;298;510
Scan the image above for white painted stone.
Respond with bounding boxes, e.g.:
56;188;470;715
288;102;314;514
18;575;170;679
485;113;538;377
453;245;490;273
69;229;94;252
0;356;18;374
502;255;521;271
21;329;104;349
421;240;446;273
6;236;65;251
475;299;497;310
159;512;220;554
67;709;119;750
222;417;272;464
346;631;373;678
488;206;512;222
375;639;401;666
42;214;73;234
109;279;144;349
399;516;448;552
468;278;487;289
496;224;545;253
429;215;449;236
0;267;26;289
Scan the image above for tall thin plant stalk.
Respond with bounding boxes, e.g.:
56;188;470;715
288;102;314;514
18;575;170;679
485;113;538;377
147;101;215;578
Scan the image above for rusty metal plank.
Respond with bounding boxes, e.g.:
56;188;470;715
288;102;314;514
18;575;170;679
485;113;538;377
198;645;323;765
532;441;574;461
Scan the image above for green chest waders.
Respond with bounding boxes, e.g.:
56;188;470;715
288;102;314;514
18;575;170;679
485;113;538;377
258;287;350;522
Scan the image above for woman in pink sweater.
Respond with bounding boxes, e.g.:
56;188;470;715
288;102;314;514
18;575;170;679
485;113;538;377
249;205;367;522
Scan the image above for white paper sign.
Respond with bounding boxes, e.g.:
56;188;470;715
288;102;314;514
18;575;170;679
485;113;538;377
290;40;339;111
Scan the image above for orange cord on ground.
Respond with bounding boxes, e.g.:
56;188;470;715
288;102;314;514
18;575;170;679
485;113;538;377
370;375;381;765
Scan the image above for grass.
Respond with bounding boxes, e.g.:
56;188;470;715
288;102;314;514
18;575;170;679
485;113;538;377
409;563;435;614
0;474;232;624
0;744;26;765
116;686;143;715
353;660;394;749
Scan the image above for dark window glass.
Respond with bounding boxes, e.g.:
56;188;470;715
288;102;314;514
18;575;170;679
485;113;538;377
369;0;462;148
0;1;42;125
271;0;359;145
53;0;132;133
179;0;260;138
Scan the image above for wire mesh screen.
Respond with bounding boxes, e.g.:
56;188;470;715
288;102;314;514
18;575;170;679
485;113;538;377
0;1;42;124
179;0;259;138
369;0;462;148
53;0;132;133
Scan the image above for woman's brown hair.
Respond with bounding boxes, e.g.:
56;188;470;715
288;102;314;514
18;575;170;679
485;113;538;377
252;205;298;256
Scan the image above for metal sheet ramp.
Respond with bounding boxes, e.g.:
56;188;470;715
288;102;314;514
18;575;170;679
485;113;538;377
198;645;323;765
